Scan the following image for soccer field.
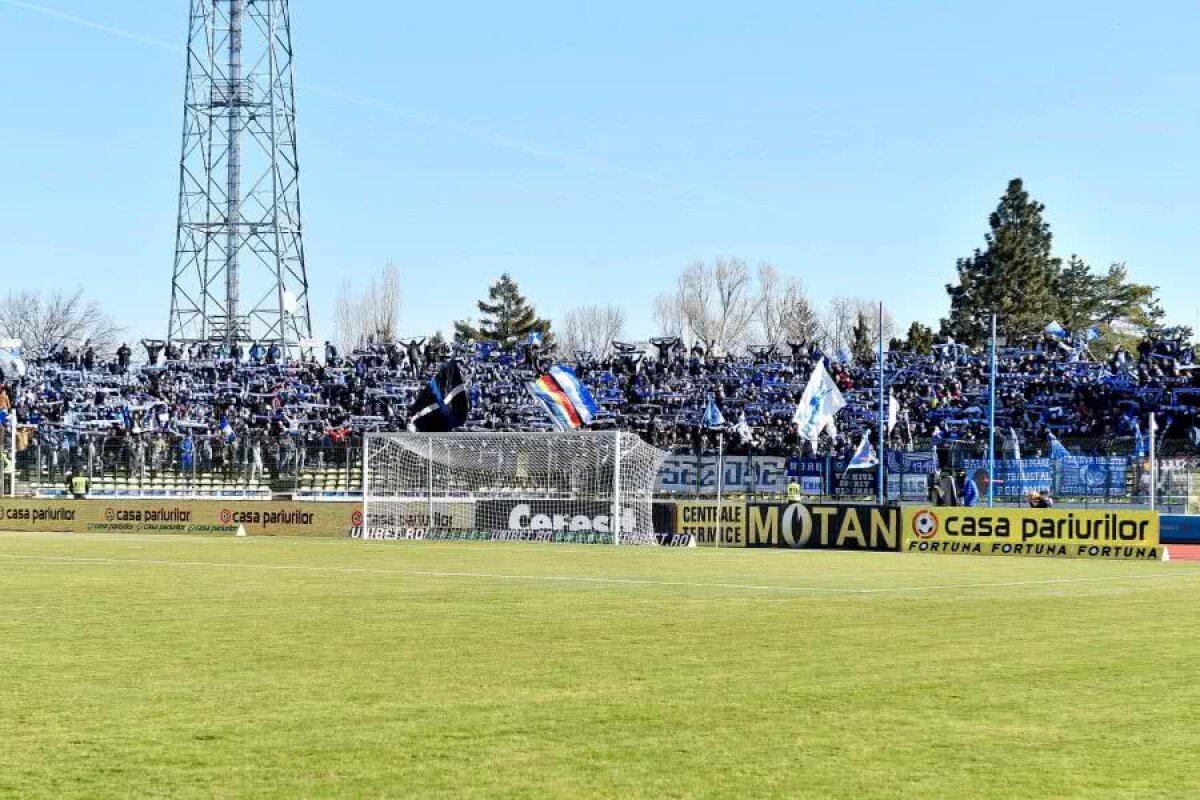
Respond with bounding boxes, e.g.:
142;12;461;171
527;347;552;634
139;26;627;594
2;533;1199;799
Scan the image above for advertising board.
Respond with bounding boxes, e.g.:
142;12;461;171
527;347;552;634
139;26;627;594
903;506;1164;561
745;503;900;551
0;498;360;537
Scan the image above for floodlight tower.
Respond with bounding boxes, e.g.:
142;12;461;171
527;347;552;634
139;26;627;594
168;0;312;359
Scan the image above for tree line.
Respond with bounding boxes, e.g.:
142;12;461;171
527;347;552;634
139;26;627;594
2;177;1185;361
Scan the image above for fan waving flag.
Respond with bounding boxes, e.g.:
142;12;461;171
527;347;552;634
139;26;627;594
408;360;470;432
792;361;846;446
529;365;599;430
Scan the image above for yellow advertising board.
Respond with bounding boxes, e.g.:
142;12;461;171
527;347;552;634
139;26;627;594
903;506;1165;561
675;501;746;547
0;498;360;537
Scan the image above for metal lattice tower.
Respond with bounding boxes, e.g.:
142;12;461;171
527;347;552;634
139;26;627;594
168;0;312;358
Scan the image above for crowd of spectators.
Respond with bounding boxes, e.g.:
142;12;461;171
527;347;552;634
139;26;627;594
4;330;1199;484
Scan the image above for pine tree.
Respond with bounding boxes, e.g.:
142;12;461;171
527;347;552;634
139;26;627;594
1054;255;1103;333
893;321;935;354
453;274;550;346
850;311;875;366
942;178;1062;346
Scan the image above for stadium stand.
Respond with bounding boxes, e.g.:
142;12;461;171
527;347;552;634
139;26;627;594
3;332;1198;502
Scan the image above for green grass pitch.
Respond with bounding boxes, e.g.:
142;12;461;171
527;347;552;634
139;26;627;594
2;531;1199;799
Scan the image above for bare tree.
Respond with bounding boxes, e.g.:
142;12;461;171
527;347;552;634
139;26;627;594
817;296;857;357
676;257;758;356
332;263;404;351
652;290;687;343
817;296;895;358
558;305;626;357
332;278;358;353
0;288;123;356
755;263;818;346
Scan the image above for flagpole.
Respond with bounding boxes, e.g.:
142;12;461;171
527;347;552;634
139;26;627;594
987;314;997;508
1149;412;1157;511
877;301;885;506
715;432;724;548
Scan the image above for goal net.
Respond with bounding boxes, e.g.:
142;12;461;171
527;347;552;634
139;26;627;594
362;431;670;545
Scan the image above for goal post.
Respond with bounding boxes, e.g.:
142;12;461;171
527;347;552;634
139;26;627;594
362;431;670;545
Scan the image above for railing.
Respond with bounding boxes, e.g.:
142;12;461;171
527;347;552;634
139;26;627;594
5;433;1198;514
14;437;363;499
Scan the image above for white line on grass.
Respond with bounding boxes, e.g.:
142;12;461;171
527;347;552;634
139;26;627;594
1;552;1199;597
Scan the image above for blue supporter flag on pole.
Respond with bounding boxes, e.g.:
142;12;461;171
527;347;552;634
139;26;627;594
845;432;879;471
792;361;846;447
1048;431;1072;460
1044;320;1067;338
1134;423;1147;458
219;416;237;443
701;394;725;429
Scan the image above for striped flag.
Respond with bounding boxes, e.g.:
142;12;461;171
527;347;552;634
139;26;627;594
528;365;599;430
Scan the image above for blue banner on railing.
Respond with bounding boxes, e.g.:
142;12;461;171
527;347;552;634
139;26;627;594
884;450;938;475
963;458;1052;498
1055;457;1129;498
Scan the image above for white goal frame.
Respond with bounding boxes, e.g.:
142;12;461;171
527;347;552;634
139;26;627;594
362;431;668;545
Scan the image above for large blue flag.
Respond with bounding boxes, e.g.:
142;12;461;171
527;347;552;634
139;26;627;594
701;395;725;429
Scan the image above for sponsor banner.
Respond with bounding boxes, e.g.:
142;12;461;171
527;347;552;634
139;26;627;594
0;498;359;537
903;506;1164;561
963;459;1053;498
1160;515;1200;545
477;500;632;538
349;527;693;547
657;455;789;495
1056;457;1129;498
745;503;900;551
675;501;746;547
359;501;476;539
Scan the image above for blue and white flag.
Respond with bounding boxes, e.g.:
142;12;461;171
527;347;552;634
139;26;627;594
793;361;846;446
1044;321;1067;338
219;416;237;443
1048;432;1071;460
1007;427;1022;461
1085;326;1102;342
701;395;725;429
1134;424;1147;458
845;432;878;471
526;331;544;347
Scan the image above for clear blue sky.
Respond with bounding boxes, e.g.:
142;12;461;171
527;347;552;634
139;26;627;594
2;0;1198;344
